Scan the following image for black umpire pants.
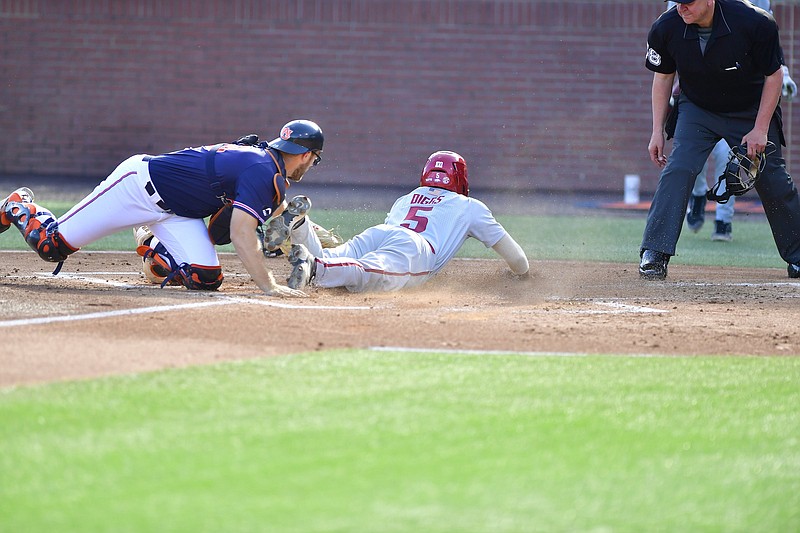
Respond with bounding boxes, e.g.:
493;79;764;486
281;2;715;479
641;96;800;265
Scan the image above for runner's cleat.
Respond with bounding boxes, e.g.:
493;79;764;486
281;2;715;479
261;195;313;253
287;244;316;289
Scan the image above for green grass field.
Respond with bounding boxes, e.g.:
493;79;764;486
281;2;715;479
2;203;798;532
1;351;799;532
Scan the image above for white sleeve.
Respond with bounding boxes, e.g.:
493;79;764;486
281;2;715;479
491;233;529;275
290;217;325;257
467;199;508;247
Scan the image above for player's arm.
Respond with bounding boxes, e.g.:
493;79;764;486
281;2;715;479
649;71;675;168
492;233;529;276
229;207;306;297
742;68;783;158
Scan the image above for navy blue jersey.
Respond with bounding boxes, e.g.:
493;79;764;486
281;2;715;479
645;0;783;113
147;144;287;222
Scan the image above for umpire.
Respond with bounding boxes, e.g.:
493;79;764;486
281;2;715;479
640;0;800;280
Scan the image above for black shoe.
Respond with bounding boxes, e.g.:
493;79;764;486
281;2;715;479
639;249;670;280
710;221;732;242
789;263;800;279
686;195;706;233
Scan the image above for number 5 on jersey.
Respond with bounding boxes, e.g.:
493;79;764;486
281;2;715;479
401;206;432;233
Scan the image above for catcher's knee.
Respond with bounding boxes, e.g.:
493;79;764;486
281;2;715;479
135;236;222;290
180;264;223;290
4;201;77;262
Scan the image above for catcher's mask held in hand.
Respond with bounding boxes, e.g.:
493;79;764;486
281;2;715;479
706;141;777;204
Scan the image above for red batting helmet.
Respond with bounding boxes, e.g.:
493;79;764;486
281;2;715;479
420;151;469;196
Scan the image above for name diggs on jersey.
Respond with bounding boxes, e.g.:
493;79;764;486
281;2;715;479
410;193;443;205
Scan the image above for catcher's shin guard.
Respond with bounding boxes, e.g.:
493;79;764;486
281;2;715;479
136;244;179;285
134;228;223;290
136;239;223;290
1;187;35;234
3;199;77;262
134;228;183;286
179;264;224;290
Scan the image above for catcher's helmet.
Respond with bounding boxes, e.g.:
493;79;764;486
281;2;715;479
706;141;776;204
268;119;324;155
420;151;469;196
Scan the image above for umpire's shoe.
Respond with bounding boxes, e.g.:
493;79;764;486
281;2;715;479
789;263;800;279
639;249;670;280
287;244;316;289
0;187;35;234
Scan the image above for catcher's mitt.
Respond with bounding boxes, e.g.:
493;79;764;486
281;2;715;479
311;222;344;248
258;220;343;257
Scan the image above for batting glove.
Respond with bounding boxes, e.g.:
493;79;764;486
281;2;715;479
782;66;797;100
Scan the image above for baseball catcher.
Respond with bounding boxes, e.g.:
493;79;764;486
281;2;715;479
1;119;325;297
135;195;342;286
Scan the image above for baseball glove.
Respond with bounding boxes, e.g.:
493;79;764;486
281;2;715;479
258;220;343;257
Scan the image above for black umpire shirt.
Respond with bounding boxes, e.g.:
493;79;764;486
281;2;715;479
645;0;784;113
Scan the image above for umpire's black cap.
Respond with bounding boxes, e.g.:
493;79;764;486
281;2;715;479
269;119;324;154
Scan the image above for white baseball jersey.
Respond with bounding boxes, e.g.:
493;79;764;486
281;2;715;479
294;186;509;292
384;187;508;271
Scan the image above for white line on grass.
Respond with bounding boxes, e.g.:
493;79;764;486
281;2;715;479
0;300;233;328
0;278;372;328
0;296;371;328
369;346;662;358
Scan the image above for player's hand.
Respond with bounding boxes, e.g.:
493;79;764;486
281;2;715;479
648;132;667;168
741;129;768;159
783;66;797;100
265;283;308;298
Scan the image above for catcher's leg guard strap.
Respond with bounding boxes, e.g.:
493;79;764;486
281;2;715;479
4;201;78;262
136;243;180;285
178;264;224;290
136;237;222;290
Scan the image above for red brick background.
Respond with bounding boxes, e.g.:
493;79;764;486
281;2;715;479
2;0;799;196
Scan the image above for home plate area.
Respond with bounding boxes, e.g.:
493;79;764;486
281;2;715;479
1;252;798;386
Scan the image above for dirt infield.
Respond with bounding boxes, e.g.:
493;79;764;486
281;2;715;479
1;250;799;387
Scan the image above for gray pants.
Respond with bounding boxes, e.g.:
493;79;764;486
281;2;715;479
641;96;800;264
691;139;734;223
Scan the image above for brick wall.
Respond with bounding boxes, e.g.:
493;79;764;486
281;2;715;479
1;0;799;196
